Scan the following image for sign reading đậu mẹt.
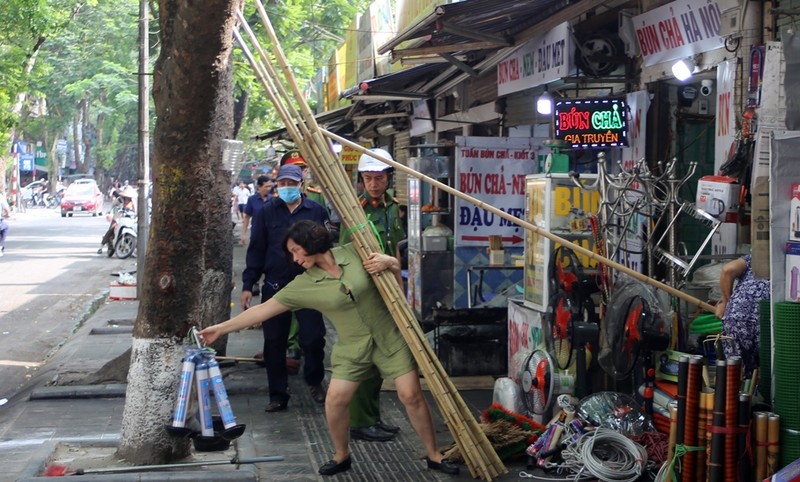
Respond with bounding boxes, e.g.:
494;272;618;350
553;97;629;149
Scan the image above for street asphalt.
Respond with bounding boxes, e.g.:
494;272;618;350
0;223;529;482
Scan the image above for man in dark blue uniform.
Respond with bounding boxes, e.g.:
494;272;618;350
241;164;331;411
240;174;273;246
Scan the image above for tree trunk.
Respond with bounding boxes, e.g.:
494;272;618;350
72;111;81;173
81;100;92;174
116;0;240;465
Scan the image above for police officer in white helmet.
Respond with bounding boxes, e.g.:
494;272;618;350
339;147;406;441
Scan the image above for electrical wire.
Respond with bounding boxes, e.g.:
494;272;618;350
558;428;647;482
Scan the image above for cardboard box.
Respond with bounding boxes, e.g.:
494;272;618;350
696;175;739;222
786;242;800;302
110;283;137;300
791;184;800;241
489;249;505;266
712;223;738;256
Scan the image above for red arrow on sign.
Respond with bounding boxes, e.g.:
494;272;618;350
461;235;524;244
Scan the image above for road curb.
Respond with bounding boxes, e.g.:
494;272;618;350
29;384;127;400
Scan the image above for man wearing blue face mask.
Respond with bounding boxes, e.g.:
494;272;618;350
242;163;332;412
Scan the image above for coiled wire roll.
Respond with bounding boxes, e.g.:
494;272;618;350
560;428;648;482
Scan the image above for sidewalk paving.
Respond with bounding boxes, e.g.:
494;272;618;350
0;232;527;481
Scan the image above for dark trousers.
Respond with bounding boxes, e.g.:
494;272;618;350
260;282;326;403
349;374;382;428
101;221;115;246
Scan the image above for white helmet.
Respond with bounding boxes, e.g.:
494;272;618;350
358;148;393;172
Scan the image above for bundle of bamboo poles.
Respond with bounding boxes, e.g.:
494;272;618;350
234;2;506;479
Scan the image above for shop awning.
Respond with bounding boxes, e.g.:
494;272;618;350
267;0;623;141
254;104;355;142
341;63;451;103
376;0;615;97
377;0;559;57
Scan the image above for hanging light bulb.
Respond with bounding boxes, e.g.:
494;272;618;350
537;86;553;115
671;58;696;81
266;141;276;161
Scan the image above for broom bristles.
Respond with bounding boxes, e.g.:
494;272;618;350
43;463;69;476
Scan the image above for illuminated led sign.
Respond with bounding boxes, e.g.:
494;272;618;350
554;97;629;148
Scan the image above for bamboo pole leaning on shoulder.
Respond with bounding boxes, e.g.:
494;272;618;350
319;130;716;314
235;3;506;480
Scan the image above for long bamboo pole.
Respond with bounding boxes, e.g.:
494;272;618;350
320;130;716;313
235;3;505;479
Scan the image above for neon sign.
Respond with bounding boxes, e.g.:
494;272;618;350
554;97;629;148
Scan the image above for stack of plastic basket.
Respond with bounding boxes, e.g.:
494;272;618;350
773;301;800;467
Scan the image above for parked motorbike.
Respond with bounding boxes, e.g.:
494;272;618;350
109;209;137;259
44;193;58;209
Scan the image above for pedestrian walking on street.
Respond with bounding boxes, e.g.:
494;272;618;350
0;187;11;257
232;181;251;221
240;175;273;246
199;220;459;477
241;164;330;411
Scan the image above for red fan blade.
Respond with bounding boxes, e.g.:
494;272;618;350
553;297;571;340
533;358;549;406
623;302;643;355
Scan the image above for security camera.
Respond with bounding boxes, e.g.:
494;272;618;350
700;79;714;97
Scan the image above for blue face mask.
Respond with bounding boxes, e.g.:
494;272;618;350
277;186;301;203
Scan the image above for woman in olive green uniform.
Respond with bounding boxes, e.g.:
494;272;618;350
339;148;406;442
198;220;458;476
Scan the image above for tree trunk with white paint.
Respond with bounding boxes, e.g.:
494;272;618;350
116;0;240;465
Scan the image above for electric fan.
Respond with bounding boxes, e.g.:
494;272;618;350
519;349;574;415
548;246;598;368
550;291;575;370
598;280;670;414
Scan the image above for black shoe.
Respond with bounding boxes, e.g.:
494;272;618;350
97;247;103;254
264;400;288;412
350;425;394;442
318;456;352;476
375;420;400;434
426;457;460;475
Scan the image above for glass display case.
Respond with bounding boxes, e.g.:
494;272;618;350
524;173;600;311
406;149;454;323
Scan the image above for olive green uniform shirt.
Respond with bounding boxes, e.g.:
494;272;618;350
273;244;411;380
340;190;405;256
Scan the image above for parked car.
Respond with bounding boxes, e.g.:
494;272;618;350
60;183;104;217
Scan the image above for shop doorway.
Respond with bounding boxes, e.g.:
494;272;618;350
675;115;716;270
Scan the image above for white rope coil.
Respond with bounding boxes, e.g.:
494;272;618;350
558;428;647;482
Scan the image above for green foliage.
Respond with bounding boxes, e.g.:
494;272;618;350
23;0;140;175
236;0;371;135
2;0;371;177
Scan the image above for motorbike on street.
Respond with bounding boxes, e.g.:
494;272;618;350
109;208;137;259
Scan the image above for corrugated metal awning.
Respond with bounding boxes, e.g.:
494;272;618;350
378;0;567;57
341;63;451;102
254;104;355;142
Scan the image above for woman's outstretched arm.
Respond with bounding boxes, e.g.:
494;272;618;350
198;297;290;345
